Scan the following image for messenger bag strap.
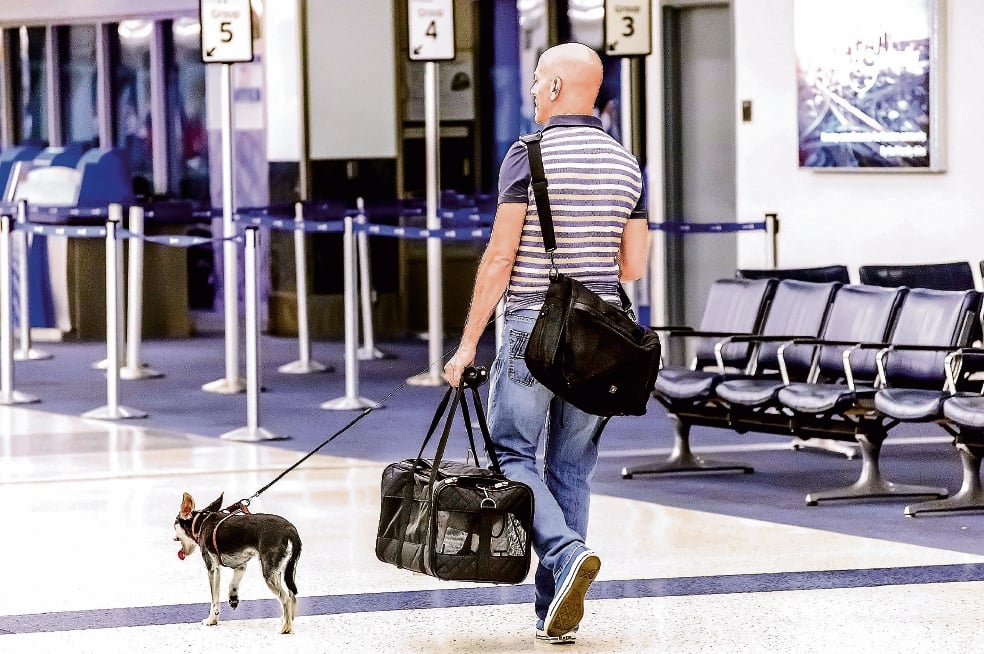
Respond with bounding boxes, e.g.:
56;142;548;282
519;132;557;277
521;131;633;312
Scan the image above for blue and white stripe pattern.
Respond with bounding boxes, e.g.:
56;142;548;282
507;126;644;312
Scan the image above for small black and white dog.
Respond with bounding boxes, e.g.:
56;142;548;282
173;492;302;633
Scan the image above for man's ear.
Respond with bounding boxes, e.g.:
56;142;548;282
180;492;195;519
550;77;561;99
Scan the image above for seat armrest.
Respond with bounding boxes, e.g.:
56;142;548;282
871;343;969;389
648;324;695;332
712;334;814;372
775;338;872;386
839;342;888;389
942;347;984;391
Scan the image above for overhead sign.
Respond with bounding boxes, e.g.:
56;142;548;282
408;0;455;61
200;0;254;64
604;0;652;57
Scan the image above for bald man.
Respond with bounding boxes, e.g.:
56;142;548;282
445;42;649;643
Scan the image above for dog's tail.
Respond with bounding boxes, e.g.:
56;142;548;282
285;529;301;595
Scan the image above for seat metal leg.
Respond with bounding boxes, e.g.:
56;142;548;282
805;432;948;505
622;416;753;479
905;444;984;516
791;437;859;459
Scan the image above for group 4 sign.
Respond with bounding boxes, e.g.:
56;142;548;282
408;0;455;61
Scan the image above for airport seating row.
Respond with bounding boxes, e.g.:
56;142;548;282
627;270;984;517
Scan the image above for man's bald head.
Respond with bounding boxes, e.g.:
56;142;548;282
531;42;603;123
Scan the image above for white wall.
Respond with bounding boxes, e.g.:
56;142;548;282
733;0;981;282
264;0;301;161
305;0;397;159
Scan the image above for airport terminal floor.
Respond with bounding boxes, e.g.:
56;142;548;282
4;331;984;653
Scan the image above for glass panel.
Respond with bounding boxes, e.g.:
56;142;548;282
169;17;209;203
564;2;622;140
112;19;154;193
58;25;98;148
518;0;549;135
10;26;48;145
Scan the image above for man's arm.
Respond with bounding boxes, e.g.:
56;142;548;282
617;218;650;281
444;202;527;386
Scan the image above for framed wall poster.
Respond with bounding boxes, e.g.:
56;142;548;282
795;0;944;171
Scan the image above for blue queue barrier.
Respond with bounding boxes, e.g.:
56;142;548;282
0;201;775;429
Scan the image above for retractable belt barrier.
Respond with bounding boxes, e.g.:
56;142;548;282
652;220;766;233
0;197;778;435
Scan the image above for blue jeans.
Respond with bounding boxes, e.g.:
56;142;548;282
486;311;607;621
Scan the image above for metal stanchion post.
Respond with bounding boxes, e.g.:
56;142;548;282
203;62;246;394
407;60;444;386
321;215;380;411
83;206;146;420
765;212;779;268
355;197;392;360
13;200;50;361
120;205;162;380
0;215;39;405
221;227;287;441
279;201;329;374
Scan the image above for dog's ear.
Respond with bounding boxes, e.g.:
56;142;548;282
180;492;195;519
203;493;224;513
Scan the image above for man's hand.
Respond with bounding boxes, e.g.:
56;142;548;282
444;344;477;388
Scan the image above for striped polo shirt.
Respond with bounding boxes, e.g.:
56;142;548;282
497;115;647;313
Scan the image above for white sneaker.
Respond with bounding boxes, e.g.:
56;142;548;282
536;619;578;644
543;548;601;638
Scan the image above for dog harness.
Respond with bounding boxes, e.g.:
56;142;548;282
190;503;252;565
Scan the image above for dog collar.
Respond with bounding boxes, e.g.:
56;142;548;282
190;513;206;545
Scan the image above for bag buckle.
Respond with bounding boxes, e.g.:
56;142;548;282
479;486;497;510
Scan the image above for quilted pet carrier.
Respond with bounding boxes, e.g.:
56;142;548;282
375;367;534;584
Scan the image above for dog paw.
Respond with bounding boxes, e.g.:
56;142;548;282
202;616;219;627
280;623;293;634
229;595;239;610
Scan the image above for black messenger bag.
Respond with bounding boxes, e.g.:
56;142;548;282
375;367;534;584
520;132;661;417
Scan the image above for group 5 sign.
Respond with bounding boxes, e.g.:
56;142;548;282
200;0;254;64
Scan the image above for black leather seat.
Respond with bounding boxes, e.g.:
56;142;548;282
737;265;851;284
714;281;841;410
622;277;775;478
716;284;896;422
901;345;984;516
859;261;975;291
628;279;839;477
781;288;981;505
650;277;776;401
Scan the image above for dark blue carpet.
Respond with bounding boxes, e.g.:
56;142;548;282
12;328;984;556
6;563;984;634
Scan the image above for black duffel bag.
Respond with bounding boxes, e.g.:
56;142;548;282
526;272;662;417
375;367;534;584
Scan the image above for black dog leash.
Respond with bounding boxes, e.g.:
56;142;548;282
225;353;495;512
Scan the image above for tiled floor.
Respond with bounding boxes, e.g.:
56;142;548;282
4;401;984;653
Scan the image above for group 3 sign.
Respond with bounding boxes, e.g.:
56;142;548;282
604;0;652;56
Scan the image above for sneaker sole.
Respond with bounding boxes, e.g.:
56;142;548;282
544;552;601;637
536;631;577;645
